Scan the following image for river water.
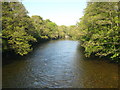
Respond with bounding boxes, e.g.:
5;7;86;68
2;40;118;88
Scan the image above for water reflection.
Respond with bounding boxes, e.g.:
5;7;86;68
2;40;118;88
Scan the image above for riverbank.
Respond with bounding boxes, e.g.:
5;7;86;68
2;39;119;66
2;39;50;66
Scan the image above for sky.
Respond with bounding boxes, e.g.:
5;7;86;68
22;0;87;26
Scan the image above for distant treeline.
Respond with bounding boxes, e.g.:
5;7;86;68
1;1;120;62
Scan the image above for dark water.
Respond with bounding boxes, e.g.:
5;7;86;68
2;40;118;88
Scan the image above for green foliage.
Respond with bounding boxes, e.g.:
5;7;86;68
78;2;120;61
2;2;36;55
2;1;66;56
31;15;45;39
67;25;81;40
8;27;36;56
31;16;60;40
44;19;59;39
58;25;68;39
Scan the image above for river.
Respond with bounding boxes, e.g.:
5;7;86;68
2;40;118;88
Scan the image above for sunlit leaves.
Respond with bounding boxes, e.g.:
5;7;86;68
78;2;120;61
2;2;36;55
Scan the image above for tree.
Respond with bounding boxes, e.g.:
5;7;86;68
78;2;120;61
31;15;45;39
44;19;58;39
2;2;36;56
67;25;81;40
58;25;68;39
79;2;120;59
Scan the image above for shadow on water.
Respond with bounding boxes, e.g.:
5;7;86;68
2;40;50;66
2;40;118;88
73;43;118;88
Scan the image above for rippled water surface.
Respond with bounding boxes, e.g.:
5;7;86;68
3;40;118;88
